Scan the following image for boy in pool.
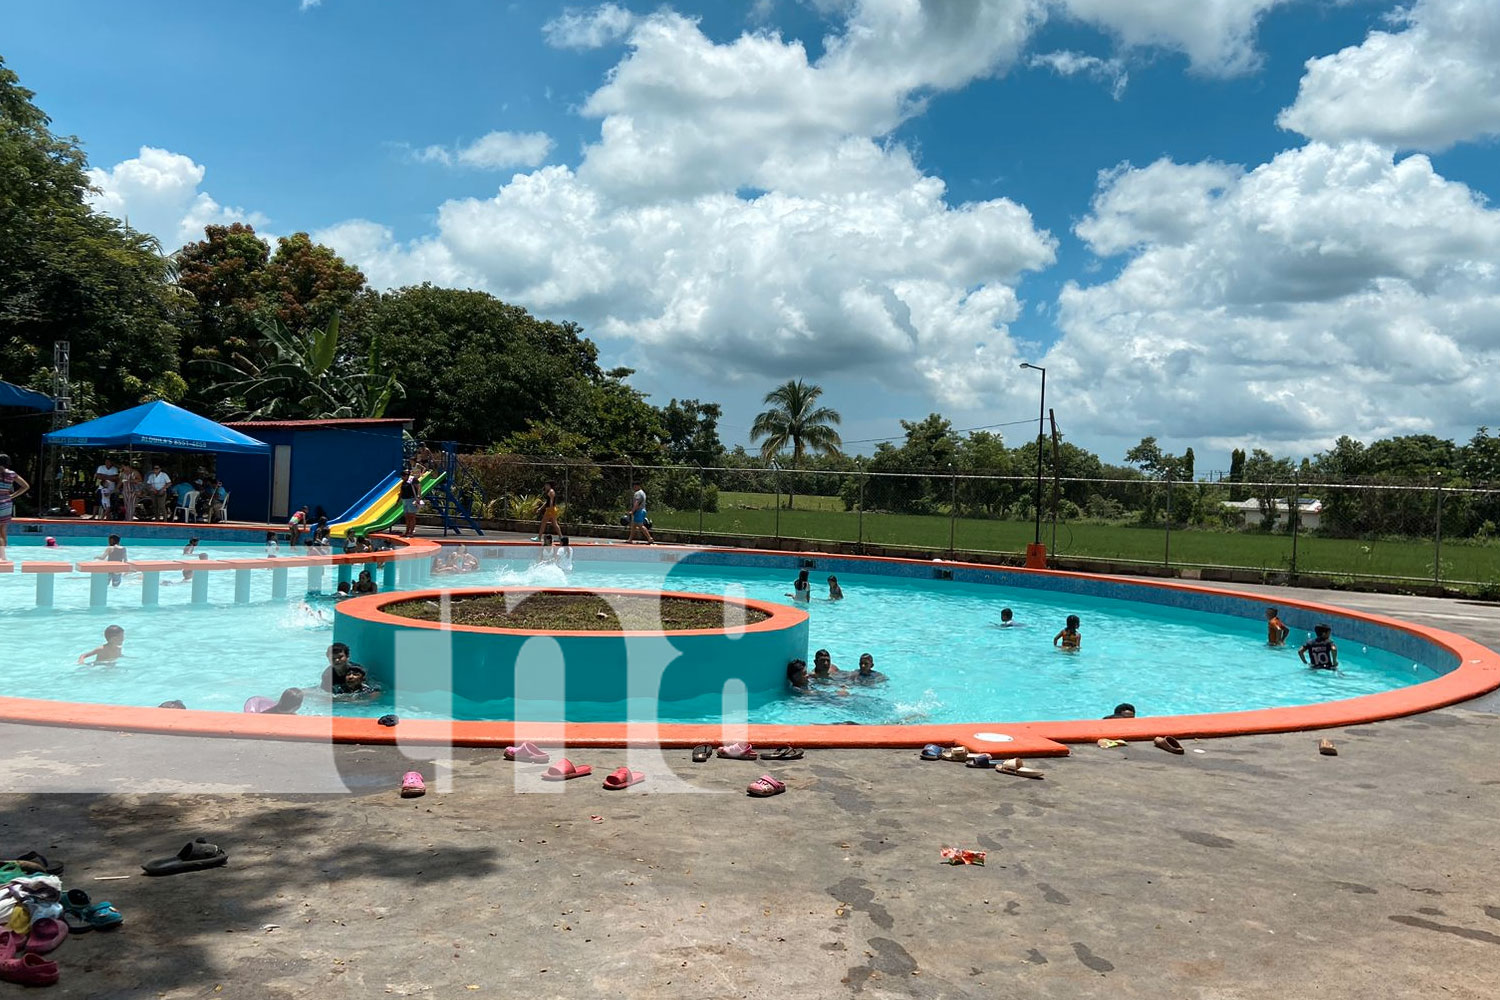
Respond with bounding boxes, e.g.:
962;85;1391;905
851;653;886;685
78;624;126;664
1053;614;1081;651
97;534;128;587
332;665;381;702
266;532;279;557
787;659;813;694
1265;607;1290;647
827;576;843;601
320;642;359;691
555;536;575;572
1298;624;1339;671
994;608;1016;628
1103;702;1135;719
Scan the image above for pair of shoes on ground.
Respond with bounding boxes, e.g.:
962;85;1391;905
0;919;68;986
696;742;802;762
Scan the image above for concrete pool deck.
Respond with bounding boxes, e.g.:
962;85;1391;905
2;584;1498;997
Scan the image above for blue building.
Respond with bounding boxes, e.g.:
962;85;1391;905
216;418;410;523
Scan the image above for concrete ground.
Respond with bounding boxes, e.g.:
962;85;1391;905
4;582;1499;999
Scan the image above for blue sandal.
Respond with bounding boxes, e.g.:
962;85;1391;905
62;889;123;930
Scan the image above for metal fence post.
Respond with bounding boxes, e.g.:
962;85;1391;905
1164;475;1172;568
1434;482;1444;587
948;465;957;558
773;465;781;542
562;462;570;515
697;464;705;543
1289;472;1299;578
857;464;865;554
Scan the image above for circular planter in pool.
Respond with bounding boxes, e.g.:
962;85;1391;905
332;587;808;710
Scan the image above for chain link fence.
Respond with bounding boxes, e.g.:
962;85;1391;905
455;455;1500;592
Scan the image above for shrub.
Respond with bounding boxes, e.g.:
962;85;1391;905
1085;493;1124;520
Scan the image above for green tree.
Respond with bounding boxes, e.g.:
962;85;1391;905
750;379;842;505
0;56;182;417
1228;448;1247;501
352;284;602;445
172;223;273;400
660;398;724;466
200;314;401;420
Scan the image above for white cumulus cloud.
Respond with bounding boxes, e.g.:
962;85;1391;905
543;3;637;49
86;146;269;251
323;1;1057;405
1278;0;1500;151
1052;141;1500;452
1055;0;1292;76
413;131;556;169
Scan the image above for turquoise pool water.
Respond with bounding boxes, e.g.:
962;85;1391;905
0;546;1440;725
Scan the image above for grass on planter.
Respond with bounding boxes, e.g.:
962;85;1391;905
385;592;769;631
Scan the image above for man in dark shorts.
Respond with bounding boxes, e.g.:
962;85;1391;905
400;466;420;537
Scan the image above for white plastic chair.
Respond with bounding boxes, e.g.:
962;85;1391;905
210;491;230;523
175;490;199;522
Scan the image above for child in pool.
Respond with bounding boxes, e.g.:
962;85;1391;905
555;536;574;572
332;665;381;702
97;534;127;587
1298;624;1339;671
1265;606;1289;647
78;624;125;664
265;532;279;557
851;653;886;685
827;576;843;601
1053;614;1081;651
811;648;843;683
993;608;1016;628
787;569;811;603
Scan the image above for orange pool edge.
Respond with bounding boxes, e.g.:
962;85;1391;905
3;551;1497;756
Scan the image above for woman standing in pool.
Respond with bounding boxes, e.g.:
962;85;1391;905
0;453;30;561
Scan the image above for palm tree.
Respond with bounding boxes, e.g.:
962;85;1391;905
750;379;842;508
200;313;402;420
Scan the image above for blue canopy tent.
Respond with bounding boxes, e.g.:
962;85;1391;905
43;402;269;520
0;380;55;413
44;401;268;454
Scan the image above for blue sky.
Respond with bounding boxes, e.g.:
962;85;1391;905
6;0;1499;469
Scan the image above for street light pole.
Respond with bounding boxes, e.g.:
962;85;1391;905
1019;363;1046;547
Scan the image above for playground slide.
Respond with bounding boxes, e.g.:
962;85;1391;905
330;471;444;538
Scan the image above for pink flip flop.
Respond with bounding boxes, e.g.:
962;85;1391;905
0;952;59;987
602;766;645;790
716;742;757;760
747;775;785;797
541;758;593;782
399;772;426;798
504;741;550;764
0;932;23;961
23;918;66;954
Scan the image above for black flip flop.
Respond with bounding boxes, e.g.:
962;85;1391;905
691;744;712;763
6;852;63;876
142;837;228;876
763;747;805;761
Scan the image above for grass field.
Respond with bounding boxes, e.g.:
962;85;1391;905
648;491;1499;586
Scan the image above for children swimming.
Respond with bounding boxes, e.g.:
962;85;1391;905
1265;606;1289;647
1053;614;1081;651
1298;624;1339;671
265;532;279;557
993;608;1016;628
555;536;574;572
78;624;125;664
332;665;381;702
827;576;843;601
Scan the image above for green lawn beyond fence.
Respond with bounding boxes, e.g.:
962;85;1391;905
647;492;1498;587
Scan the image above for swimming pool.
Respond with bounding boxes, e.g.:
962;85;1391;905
0;536;1463;731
